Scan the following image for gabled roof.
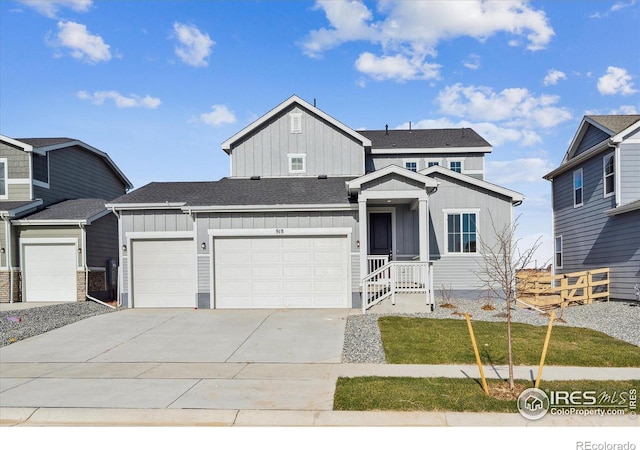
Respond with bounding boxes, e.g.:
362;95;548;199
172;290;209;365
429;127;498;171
545;115;640;180
359;128;491;153
13;198;111;224
347;165;438;194
107;177;356;211
420;165;524;204
221;95;371;153
6;136;133;190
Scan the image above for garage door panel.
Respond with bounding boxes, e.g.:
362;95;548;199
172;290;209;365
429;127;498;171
131;239;195;308
214;235;349;309
24;243;77;302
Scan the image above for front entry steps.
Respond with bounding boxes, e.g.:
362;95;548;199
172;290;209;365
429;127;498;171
366;293;435;314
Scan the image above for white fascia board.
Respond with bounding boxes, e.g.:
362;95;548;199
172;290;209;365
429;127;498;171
611;119;640;143
221;95;371;153
105;202;186;210
370;146;492;155
360;190;429;201
185;203;357;213
0;135;33;153
12;219;87;226
606;201;640;216
209;227;352;237
347;164;438;192
421;165;524;203
543;140;610;180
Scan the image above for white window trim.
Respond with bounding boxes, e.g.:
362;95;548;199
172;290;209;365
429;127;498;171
554;235;563;269
290;112;302;134
403;159;419;172
0;158;7;199
573;168;583;208
603;153;615;198
448;159;464;174
443;208;480;255
288;153;306;174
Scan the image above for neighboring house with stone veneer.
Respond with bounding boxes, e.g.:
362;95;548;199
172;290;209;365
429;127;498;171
544;115;640;301
0;135;132;303
108;95;523;310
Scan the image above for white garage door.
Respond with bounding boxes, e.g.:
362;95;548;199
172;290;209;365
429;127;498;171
214;235;349;309
131;239;196;308
23;243;77;302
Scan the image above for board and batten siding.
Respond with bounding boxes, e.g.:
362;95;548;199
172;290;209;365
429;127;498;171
33;146;126;206
619;139;640;205
552;153;640;300
427;173;515;295
231;105;364;177
86;213;118;269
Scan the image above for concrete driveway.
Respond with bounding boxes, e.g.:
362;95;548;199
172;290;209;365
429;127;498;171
0;308;352;412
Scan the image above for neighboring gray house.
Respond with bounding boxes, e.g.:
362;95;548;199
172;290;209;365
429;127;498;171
108;95;523;310
544;115;640;301
0;135;132;303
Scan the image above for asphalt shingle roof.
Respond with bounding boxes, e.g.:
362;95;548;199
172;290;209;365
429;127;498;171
109;177;356;207
587;115;640;134
0;200;40;213
20;198;108;221
15;137;77;149
359;128;490;149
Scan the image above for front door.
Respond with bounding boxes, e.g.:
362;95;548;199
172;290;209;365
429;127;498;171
369;212;392;257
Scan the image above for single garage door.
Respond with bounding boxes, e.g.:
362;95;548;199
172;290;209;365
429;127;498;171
131;239;196;307
214;235;349;308
23;243;77;302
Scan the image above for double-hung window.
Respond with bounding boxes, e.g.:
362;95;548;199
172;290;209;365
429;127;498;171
573;169;583;207
447;212;477;253
603;154;614;197
0;159;6;198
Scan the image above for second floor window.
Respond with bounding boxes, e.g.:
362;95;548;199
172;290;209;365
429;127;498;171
288;154;306;173
0;160;6;197
603;154;614;197
573;169;583;207
405;161;417;172
555;236;562;268
428;161;439;168
450;161;462;173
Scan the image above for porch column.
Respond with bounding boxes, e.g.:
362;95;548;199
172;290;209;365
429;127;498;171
358;198;368;284
418;198;428;262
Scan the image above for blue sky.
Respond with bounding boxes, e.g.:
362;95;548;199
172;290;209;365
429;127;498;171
1;0;639;265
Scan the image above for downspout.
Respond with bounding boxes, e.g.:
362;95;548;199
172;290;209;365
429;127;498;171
2;215;13;303
110;206;123;307
80;223;115;310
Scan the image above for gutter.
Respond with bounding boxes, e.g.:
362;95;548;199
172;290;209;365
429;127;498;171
79;223;115;310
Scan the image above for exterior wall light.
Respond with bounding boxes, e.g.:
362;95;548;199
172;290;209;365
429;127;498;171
122;245;127;252
201;242;207;251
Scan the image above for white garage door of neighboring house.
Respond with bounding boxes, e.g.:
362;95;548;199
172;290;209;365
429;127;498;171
23;243;77;302
131;239;196;308
214;234;350;309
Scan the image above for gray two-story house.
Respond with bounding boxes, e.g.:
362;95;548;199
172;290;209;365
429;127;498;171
0;136;132;303
108;95;523;310
544;115;640;301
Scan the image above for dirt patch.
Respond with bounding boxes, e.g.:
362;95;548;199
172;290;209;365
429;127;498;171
488;382;529;401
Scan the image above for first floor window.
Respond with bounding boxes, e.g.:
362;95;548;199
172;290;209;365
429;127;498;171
554;236;562;268
447;212;477;253
450;161;462;173
573;169;583;206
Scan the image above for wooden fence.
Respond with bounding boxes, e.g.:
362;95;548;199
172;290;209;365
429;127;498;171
516;268;609;309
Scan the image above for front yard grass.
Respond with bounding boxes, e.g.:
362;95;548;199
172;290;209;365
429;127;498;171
379;317;640;367
333;378;640;412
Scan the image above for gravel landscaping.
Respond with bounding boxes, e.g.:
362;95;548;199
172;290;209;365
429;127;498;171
342;298;640;363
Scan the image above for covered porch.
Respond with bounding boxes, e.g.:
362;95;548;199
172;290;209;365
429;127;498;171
347;165;438;312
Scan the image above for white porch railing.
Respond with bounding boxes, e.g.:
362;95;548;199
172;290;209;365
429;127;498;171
362;261;434;312
367;255;389;274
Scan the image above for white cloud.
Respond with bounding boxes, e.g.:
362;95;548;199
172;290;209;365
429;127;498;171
485;158;555;184
354;52;441;81
172;22;214;67
77;90;161;109
597;66;638;95
19;0;92;18
436;83;572;129
543;69;567;86
49;20;111;64
463;54;481;70
199;104;236;126
301;0;553;82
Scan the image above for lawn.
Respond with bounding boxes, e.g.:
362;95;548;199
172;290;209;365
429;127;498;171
334;378;640;412
378;317;640;367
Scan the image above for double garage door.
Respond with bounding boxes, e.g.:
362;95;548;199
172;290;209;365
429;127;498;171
129;233;350;309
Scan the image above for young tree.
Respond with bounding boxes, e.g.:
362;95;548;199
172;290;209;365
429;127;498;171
475;215;543;389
